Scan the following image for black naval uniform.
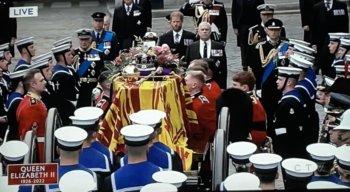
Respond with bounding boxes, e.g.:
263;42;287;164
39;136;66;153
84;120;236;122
273;90;307;159
157;30;196;59
0;78;9;139
74;47;104;108
51;65;79;126
255;38;291;139
180;1;228;43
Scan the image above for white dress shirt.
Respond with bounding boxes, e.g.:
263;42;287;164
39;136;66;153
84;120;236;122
173;29;183;43
200;39;211;58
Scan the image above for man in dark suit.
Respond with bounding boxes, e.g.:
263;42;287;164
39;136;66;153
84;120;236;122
310;0;349;76
112;0;147;50
231;0;264;71
133;0;152;30
91;12;118;61
0;0;16;57
299;0;319;42
158;11;196;60
186;22;227;89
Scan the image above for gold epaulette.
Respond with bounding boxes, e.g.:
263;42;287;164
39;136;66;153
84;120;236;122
259;45;277;68
248;24;258;31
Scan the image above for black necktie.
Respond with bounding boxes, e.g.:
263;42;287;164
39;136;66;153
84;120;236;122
96;32;100;42
127;6;131;15
203;41;207;58
175;33;180;44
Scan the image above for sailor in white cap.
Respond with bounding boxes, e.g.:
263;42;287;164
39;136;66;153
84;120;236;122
249;153;282;190
104;124;162;192
226;141;257;172
221;172;261;191
74;106;114;167
336;38;350;60
306;143;340;183
335;145;350;187
52;37;73;48
316;75;334;106
307;180;349;190
273;67;308;159
74;28;104;108
152;170;187;188
0;43;13;80
5;69;28;141
58;170;97;192
14;37;35;72
333;64;350;78
70;107;112;178
30;52;56;110
140;183;177;192
328;33;350;56
330;109;350;147
281;158;318;189
123;110;182;171
0;51;10;139
51;43;79;126
288;55;319;145
46;126;97;191
0;50;10;97
0;141;29;192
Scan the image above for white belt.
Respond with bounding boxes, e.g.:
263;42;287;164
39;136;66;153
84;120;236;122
275;128;287;136
37;137;45;143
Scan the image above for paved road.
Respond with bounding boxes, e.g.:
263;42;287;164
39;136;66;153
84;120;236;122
13;4;327;190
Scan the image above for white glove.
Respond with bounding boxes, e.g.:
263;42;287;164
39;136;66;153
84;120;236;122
92;87;102;100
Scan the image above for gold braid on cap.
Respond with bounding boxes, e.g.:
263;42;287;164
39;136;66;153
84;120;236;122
259;46;277;68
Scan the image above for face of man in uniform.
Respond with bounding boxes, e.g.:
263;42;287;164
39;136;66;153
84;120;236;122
276;76;287;90
4;51;12;64
64;51;73;65
170;16;183;32
32;72;47;93
317;90;330;106
336;47;347;59
266;28;281;41
92;19;104;31
27;44;36;57
0;58;9;71
328;41;339;54
103;16;110;31
79;38;92;50
261;13;273;24
185;75;199;93
42;61;54;81
198;23;211;41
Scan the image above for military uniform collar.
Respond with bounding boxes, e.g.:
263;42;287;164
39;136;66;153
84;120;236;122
191;91;203;99
267;36;280;47
27;91;41;100
79;47;91;53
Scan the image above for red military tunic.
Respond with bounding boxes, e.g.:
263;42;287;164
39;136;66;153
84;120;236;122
95;93;110;119
205;79;222;100
188;91;217;154
17;92;47;163
249;93;267;146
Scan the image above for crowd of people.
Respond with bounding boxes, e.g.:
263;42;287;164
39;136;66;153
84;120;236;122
0;0;350;191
